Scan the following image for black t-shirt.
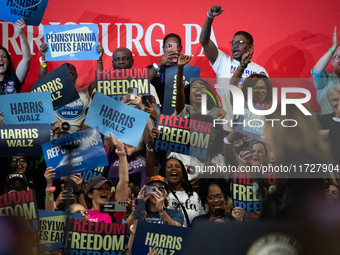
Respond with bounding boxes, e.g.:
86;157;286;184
147;65;168;106
0;70;23;95
318;113;340;163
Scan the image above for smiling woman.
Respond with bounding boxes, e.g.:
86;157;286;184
0;19;31;95
159;158;205;227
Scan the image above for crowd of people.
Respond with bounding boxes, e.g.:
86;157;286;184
0;4;340;254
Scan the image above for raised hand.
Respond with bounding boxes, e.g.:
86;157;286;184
145;100;158;122
15;18;26;35
240;47;253;69
333;26;338;50
39;43;48;60
177;54;192;67
110;132;125;151
97;44;104;60
44;167;56;186
208;5;224;18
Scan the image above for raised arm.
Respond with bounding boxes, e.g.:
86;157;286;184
314;26;338;72
88;45;104;96
199;5;224;65
230;49;253;86
38;43;48;78
15;18;31;83
149;48;178;83
176;54;192;114
111;133;129;202
146;127;159;177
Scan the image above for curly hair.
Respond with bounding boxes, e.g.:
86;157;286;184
242;73;272;104
0;46;14;78
159;157;193;198
197;178;230;208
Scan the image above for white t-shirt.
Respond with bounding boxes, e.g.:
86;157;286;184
211;50;268;131
55;88;91;133
167;191;205;227
168;152;226;180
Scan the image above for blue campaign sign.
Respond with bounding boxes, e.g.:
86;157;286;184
39;210;82;252
131;221;191;255
0;123;50;156
30;64;79;110
0;0;49;26
163;65;201;115
235;102;266;140
0;92;54;124
41;127;108;179
85;92;150;147
43;24;99;61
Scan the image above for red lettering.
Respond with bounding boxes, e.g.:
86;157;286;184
164;115;173;126
104;223;113;235
159;114;165;125
113;223;126;235
130;69;137;79
178;117;184;129
184;119;191;129
4;193;12;206
172;116;178;128
88;221;94;233
96;70;102;81
191;120;200;132
81;220;88;232
73;219;82;232
110;70;116;80
94;222;104;234
121;69;129;79
21;189;33;203
138;68;147;78
200;122;212;133
103;70;110;80
116;69;121;79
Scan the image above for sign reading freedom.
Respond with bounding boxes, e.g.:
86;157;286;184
0;189;39;232
0;92;54;125
44;24;99;61
30;64;79;110
96;68;150;101
65;219;127;255
155;114;212;159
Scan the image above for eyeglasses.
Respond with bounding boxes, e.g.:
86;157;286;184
10;158;26;165
253;86;267;92
229;40;250;46
207;193;224;202
75;210;88;215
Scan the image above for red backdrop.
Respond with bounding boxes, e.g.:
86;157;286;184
1;0;340;110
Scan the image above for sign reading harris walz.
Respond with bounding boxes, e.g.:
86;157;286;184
43;24;99;61
0;0;49;26
96;68;150;101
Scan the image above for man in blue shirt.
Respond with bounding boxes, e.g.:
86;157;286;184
311;26;340;114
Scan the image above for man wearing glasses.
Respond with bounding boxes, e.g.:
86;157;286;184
199;5;268;85
199;5;268;131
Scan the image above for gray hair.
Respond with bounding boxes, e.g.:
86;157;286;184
327;84;340;102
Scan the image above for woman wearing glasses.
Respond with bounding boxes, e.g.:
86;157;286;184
191;178;244;226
